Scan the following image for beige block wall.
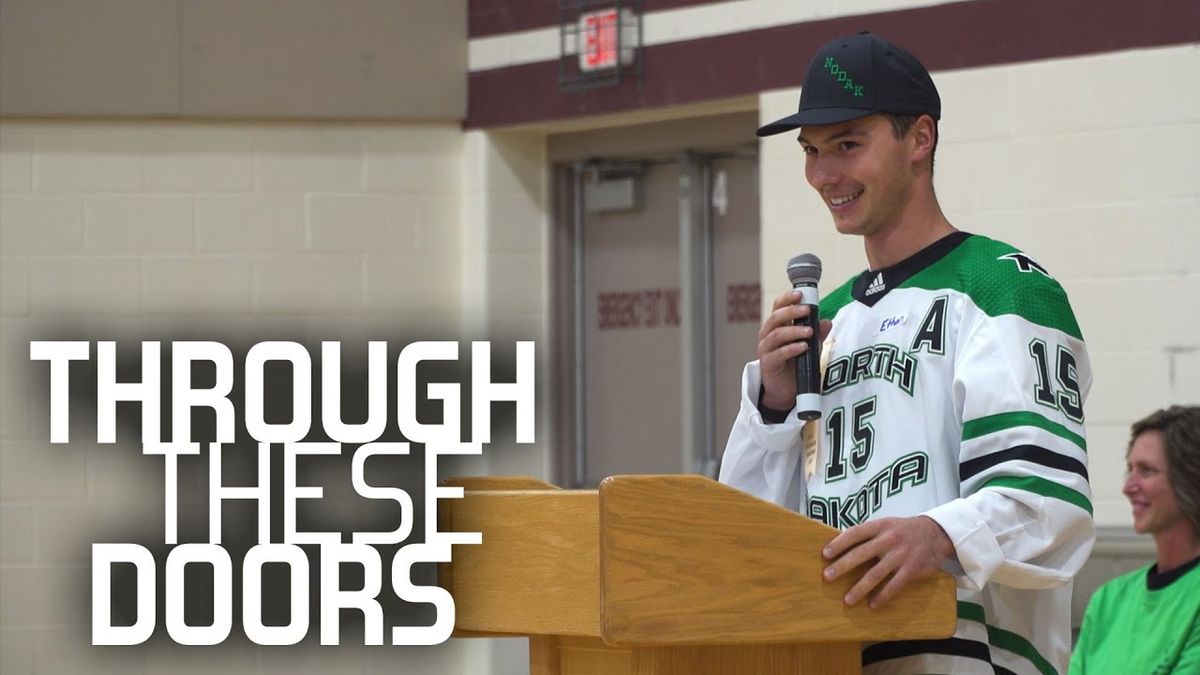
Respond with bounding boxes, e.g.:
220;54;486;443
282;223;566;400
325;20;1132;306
461;129;552;480
759;43;1200;528
0;119;550;674
452;130;552;675
0;0;467;120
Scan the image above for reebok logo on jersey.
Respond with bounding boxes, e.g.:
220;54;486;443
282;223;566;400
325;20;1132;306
865;272;886;296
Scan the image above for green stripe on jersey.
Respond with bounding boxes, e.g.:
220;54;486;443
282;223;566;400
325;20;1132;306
900;235;1083;340
957;600;987;623
978;475;1093;514
957;602;1059;675
989;625;1059;675
962;411;1086;453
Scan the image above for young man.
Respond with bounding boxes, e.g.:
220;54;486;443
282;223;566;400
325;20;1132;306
719;32;1095;674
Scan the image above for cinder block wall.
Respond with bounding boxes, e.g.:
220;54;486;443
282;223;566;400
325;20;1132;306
759;43;1200;528
0;119;524;674
461;129;552;481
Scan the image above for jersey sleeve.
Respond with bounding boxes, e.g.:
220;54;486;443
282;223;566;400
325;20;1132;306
923;271;1095;591
717;360;808;512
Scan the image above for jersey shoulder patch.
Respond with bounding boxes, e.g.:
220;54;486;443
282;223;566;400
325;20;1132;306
903;235;1083;340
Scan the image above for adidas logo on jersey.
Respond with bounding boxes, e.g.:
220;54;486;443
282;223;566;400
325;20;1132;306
865;272;886;296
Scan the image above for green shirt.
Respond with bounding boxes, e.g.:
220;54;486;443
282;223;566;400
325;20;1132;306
1070;556;1200;674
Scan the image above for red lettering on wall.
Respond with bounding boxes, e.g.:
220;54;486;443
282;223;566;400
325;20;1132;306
597;288;681;330
726;283;761;323
664;289;680;326
598;285;760;329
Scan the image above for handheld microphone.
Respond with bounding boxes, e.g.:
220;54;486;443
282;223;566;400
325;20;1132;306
786;254;822;421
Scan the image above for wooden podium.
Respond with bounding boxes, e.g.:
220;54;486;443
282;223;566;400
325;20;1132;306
439;475;955;674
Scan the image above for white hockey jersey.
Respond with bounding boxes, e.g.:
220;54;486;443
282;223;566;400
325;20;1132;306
720;232;1095;675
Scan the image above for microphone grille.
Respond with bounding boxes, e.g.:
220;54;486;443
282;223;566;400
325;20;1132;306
787;253;822;285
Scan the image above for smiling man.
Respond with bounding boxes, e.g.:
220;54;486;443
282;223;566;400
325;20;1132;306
720;33;1096;674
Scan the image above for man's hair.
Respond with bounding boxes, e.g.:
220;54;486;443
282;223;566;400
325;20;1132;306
886;114;938;176
1129;405;1200;535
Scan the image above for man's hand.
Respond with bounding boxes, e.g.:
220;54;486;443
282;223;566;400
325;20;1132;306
758;290;833;411
821;516;955;609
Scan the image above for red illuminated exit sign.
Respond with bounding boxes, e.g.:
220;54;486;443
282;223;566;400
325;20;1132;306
578;8;636;72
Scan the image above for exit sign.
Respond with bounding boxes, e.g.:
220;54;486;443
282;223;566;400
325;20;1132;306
559;3;642;91
578;8;635;72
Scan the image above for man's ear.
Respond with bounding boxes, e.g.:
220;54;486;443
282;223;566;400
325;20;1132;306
910;114;937;165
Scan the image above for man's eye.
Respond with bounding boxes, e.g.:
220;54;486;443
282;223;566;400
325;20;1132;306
801;145;818;156
839;141;858;152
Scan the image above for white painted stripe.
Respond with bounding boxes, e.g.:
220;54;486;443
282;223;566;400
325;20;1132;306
469;25;561;73
468;0;957;72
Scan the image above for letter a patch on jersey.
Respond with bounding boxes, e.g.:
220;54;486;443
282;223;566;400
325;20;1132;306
910;296;948;354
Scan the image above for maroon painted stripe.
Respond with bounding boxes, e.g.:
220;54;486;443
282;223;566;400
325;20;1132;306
467;0;1200;128
469;0;722;39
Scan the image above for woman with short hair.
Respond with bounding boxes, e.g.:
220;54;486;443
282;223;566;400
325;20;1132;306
1069;405;1200;674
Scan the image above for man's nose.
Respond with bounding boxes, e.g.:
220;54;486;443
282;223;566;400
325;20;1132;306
806;156;840;189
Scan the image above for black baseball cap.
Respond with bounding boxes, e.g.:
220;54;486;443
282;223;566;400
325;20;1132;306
757;32;941;137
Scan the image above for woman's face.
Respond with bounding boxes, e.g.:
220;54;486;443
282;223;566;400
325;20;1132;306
1124;430;1185;535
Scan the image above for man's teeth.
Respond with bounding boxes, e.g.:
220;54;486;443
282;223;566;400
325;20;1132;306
831;191;863;206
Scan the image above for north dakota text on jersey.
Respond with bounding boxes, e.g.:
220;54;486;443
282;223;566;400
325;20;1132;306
821;343;918;396
807;451;929;528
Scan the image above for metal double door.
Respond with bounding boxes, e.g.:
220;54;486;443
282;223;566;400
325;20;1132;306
562;151;760;486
